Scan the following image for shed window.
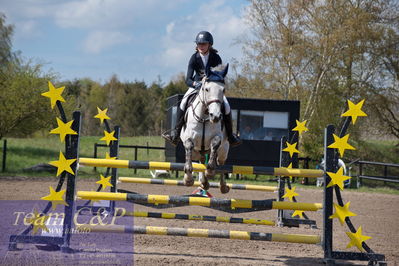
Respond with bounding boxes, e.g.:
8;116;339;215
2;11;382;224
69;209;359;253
239;111;289;141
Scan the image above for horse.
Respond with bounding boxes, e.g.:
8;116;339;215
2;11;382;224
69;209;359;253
180;64;230;194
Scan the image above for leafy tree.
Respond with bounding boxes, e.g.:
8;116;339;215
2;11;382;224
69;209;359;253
235;0;399;156
0;13;57;139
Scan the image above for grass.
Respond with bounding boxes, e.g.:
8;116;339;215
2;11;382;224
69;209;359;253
0;136;398;195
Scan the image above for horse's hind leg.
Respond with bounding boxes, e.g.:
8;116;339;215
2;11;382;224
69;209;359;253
205;136;221;180
198;156;209;190
183;139;194;186
220;173;230;194
217;147;229;194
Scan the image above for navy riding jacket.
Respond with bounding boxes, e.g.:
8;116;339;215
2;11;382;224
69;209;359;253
185;51;222;88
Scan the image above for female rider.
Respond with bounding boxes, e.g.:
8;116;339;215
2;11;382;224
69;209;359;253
162;31;241;147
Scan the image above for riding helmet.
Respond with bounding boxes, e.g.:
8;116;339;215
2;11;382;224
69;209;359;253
195;31;213;45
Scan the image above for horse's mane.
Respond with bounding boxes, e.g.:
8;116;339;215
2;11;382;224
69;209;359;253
210;64;226;72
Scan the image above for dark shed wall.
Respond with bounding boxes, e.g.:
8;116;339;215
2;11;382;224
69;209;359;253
165;95;300;167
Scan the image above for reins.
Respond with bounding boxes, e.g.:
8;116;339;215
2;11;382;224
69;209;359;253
191;78;222;123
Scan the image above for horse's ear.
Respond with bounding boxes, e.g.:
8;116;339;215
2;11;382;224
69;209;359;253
221;63;229;78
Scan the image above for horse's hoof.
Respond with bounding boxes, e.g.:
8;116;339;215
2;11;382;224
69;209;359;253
183;175;194;186
220;185;230;194
200;181;210;190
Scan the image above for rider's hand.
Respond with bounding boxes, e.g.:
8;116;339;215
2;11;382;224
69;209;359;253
194;81;202;90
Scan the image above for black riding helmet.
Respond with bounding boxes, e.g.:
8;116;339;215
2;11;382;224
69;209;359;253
195;31;213;45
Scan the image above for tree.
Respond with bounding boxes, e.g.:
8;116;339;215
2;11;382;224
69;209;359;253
236;0;399;155
0;13;57;139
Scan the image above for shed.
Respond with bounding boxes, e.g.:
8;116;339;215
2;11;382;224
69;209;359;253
164;94;300;168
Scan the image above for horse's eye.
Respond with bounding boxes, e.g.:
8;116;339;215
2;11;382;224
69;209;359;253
205;87;209;92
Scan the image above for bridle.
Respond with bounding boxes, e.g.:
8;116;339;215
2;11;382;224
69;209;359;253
191;77;223;123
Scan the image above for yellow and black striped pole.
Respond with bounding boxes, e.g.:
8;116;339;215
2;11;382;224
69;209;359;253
77;224;321;244
118;177;277;192
117;210;275;226
77;191;323;211
79;158;324;178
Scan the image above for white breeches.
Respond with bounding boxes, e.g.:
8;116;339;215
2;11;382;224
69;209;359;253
180;87;231;114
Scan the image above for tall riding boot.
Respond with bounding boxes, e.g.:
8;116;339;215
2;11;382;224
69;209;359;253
162;107;185;146
224;112;242;147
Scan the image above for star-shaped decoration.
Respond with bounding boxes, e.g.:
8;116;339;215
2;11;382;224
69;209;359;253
341;99;367;125
41;186;68;210
94;107;111;124
328;134;355;157
292;120;308;135
282;142;300;158
326;167;351;190
105;152;117;160
346;226;372;252
292;210;304;219
100;130;117;146
41;81;66;109
49;117;77;142
96;174;113;190
49;151;77;176
25;209;50;235
282;186;299;202
329;202;356;225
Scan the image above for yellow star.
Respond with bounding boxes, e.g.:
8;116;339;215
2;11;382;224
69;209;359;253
326;167;351;190
292;120;308;135
100;130;117;146
105;152;117;160
41;186;68;210
346;226;372;252
329;202;356;225
94;107;111;124
328;134;355;157
96;174;113;190
292;210;304;219
282;142;300;158
25;209;50;235
341;99;367;125
41;81;66;109
282;186;299;202
49;151;77;176
49;117;77;142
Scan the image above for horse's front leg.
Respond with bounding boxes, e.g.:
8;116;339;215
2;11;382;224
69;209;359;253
183;138;194;186
205;135;221;183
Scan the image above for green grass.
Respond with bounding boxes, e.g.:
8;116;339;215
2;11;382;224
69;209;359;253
1;136;398;195
0;135;165;178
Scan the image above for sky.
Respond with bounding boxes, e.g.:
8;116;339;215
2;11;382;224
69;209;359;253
1;0;250;85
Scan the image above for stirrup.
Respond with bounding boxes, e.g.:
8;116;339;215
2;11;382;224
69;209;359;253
162;130;180;146
229;134;242;147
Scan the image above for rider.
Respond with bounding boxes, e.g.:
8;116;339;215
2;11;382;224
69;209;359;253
162;31;241;147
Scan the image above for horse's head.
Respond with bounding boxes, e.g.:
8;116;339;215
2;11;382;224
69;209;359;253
200;64;229;123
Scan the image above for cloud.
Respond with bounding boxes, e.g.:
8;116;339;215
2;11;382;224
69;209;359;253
54;0;188;30
159;0;248;74
82;30;132;54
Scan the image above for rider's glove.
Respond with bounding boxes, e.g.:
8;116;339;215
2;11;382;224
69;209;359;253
194;81;202;90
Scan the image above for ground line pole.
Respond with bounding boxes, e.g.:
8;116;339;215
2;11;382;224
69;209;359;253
323;124;335;263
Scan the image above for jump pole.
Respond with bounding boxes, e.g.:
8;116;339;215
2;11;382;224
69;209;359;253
116;210;275;226
77;224;321;244
79;158;324;178
77;191;322;211
118;177;277;192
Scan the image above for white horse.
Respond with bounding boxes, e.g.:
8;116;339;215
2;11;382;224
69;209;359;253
180;64;230;194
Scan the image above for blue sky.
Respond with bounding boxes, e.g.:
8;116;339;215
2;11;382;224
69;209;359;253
1;0;249;85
